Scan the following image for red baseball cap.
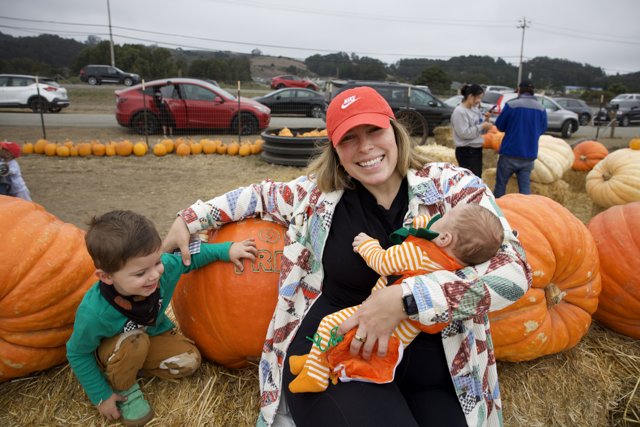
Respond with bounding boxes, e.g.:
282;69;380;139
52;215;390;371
0;141;21;159
326;86;395;147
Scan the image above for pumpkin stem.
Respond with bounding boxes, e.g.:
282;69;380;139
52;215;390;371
545;283;566;307
602;172;611;181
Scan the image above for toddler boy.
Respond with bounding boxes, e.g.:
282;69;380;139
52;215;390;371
67;210;257;426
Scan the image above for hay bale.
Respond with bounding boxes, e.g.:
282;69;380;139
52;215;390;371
500;322;640;427
0;324;637;427
433;125;454;148
416;143;457;165
483;168;570;205
563;169;588;193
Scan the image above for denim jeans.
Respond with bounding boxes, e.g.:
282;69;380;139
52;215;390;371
494;155;535;198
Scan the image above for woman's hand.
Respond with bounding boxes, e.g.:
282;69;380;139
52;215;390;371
229;238;258;271
97;393;125;421
162;216;192;266
338;285;407;360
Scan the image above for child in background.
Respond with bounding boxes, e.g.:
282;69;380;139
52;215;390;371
0;141;31;201
288;203;504;393
67;210;257;426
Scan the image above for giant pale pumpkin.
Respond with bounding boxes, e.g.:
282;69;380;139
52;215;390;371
530;135;574;184
172;218;282;368
588;202;640;338
489;194;601;362
572;140;608;171
0;196;96;381
586;148;640;208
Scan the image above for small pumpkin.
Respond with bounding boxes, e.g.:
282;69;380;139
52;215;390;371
172;218;282;368
238;143;251;157
133;142;147;157
76;143;92;157
488;194;601;362
44;143;58;157
189;142;203;155
227;142;240;156
176;143;191;157
22;143;34;155
571;140;608;171
587;202;640;338
0;196;96;381
585;148;640;208
116;140;133;157
153;143;167;157
55;145;70;157
92;143;106;157
202;139;217;154
33;139;47;154
629;138;640;150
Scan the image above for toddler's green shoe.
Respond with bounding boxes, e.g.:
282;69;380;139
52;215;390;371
117;382;154;427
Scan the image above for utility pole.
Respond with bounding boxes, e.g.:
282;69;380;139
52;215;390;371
517;17;530;86
107;0;115;67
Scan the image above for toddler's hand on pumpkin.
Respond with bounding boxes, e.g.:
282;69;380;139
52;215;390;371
97;393;125;421
229;238;258;271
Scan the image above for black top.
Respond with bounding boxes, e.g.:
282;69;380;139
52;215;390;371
321;178;409;308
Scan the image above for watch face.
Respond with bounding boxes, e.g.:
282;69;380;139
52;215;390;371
403;294;419;316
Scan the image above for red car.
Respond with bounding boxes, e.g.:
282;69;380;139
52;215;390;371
115;78;271;135
270;75;318;91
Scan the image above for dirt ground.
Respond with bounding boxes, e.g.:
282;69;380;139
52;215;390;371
8;127;303;235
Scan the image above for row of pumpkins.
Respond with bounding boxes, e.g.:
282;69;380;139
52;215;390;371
483;127;640;209
20;138;265;158
1;193;638;381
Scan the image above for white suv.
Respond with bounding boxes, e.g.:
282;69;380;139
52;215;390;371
0;74;70;113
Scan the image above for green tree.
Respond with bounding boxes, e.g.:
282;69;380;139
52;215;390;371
415;66;451;93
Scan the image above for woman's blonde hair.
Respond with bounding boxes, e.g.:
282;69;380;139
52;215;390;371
306;120;435;193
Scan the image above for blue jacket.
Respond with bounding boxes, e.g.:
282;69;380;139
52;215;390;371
495;94;547;159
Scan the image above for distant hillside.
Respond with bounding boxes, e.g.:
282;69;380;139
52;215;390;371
0;32;638;93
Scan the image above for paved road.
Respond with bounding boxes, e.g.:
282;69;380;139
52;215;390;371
0;111;635;140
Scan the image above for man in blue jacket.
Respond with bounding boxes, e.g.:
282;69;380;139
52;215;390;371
494;80;547;197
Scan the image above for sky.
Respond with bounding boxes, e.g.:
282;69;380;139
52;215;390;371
1;0;639;77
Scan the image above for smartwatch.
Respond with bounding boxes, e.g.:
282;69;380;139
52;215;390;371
401;282;419;320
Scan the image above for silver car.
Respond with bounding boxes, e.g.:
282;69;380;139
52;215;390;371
489;93;579;138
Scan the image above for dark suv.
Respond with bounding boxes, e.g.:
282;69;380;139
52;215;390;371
79;65;140;86
594;99;640;127
327;80;453;137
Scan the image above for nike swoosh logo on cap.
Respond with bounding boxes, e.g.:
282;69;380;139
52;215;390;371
341;96;359;109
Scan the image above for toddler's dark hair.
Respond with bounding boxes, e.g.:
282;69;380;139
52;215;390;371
85;210;161;273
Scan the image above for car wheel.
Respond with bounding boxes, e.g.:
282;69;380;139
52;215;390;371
29;98;48;113
579;113;591;126
87;76;98;85
309;105;324;119
48;106;62;113
395;110;428;145
232;113;258;135
276;84;285;89
306;85;316;90
620;115;630;127
123;78;134;86
561;120;574;138
131;111;160;134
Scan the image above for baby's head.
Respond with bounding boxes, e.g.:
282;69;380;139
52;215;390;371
85;210;162;273
431;204;503;266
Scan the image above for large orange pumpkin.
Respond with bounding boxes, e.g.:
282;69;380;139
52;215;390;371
488;194;601;362
572;140;608;171
172;218;282;368
587;202;640;338
0;196;96;381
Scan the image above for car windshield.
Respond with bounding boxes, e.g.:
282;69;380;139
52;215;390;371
214;86;236;100
482;92;502;104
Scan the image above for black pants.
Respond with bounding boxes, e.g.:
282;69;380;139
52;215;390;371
455;146;483;178
283;295;467;427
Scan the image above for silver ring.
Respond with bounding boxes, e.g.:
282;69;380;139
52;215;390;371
354;334;367;343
